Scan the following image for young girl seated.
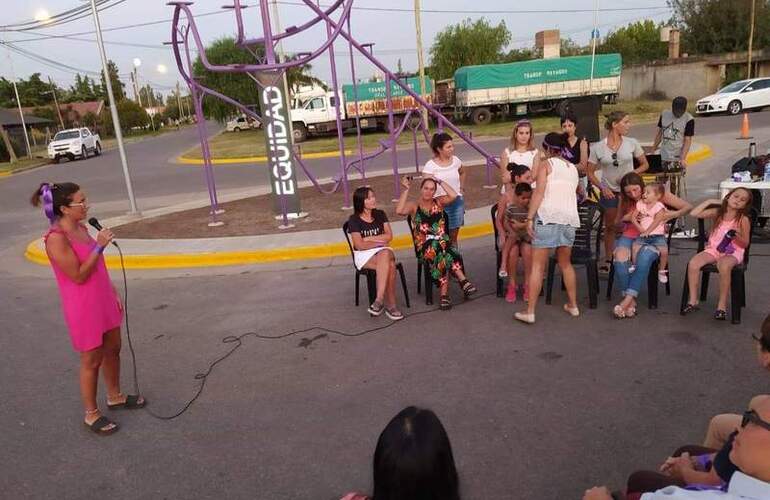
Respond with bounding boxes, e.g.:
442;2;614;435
628;182;670;283
682;187;753;320
496;174;533;303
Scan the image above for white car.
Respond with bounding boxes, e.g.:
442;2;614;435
225;115;259;132
47;128;102;162
696;77;770;115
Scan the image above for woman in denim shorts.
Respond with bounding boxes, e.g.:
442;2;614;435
515;133;581;325
422;133;466;248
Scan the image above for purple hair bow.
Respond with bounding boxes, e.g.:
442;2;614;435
41;184;55;223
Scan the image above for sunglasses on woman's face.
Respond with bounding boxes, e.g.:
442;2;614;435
742;410;770;432
68;197;88;208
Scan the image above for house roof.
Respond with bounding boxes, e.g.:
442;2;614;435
20;100;105;122
0;108;53;127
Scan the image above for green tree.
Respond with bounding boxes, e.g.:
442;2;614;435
193;37;264;122
100;99;149;136
501;47;536;63
67;73;99;102
669;0;770;55
561;38;590;57
598;20;667;65
284;54;326;94
428;18;511;80
99;60;126;102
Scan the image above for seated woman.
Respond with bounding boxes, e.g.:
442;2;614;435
340;406;461;500
396;175;477;311
682;188;753;320
611;173;691;319
347;186;404;321
495;173;533;303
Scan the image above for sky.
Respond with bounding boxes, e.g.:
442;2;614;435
0;0;673;97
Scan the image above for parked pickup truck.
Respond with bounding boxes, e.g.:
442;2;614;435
47;127;102;162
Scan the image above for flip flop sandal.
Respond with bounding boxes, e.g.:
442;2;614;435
681;303;700;315
613;305;626;319
84;416;119;436
714;310;727;321
599;260;612;274
460;279;477;297
108;394;146;410
625;307;637;318
439;295;452;311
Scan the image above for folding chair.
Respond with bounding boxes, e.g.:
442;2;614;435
406;212;450;306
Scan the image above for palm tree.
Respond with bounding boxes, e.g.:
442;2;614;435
284;55;327;94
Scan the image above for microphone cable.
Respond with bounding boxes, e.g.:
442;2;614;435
113;245;495;420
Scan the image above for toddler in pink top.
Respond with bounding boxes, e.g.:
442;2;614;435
630;183;670;283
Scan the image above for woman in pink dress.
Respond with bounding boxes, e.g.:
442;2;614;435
31;182;145;435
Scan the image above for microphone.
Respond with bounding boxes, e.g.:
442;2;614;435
88;217;119;247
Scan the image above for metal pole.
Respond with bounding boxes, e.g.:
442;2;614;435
747;0;756;79
48;76;65;129
414;0;429;129
176;81;184;119
12;81;32;158
88;0;139;214
326;16;350;209
589;0;599;94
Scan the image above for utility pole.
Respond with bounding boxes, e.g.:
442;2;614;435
414;0;429;129
12;81;32;158
588;0;599;93
48;76;65;129
87;0;139;214
747;0;756;79
176;81;184;119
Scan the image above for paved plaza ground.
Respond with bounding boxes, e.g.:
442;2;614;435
1;115;770;499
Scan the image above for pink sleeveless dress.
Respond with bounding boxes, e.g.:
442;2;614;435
44;224;123;353
704;217;745;263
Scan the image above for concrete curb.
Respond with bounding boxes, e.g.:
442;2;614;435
176;149;353;165
23;143;712;270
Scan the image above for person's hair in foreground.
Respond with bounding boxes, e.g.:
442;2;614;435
372;406;460;500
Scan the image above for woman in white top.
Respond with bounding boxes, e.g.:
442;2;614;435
422;132;466;247
515;132;581;325
500;119;541;181
587;111;649;273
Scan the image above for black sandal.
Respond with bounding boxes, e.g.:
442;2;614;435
84;416;119;436
459;279;477;297
107;394;146;410
681;303;700;315
714;309;727;321
599;259;612;274
439;295;452;310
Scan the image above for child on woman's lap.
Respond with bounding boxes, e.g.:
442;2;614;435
496;177;533;302
629;183;669;283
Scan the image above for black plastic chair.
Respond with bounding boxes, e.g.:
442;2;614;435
342;222;410;309
545;201;600;309
679;208;756;324
406;212;450;306
606;218;677;309
491;204;505;298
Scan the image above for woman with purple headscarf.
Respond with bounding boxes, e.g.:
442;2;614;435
31;182;144;436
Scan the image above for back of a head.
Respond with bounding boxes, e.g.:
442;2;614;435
542;132;567;157
507;162;530;180
672;96;688;117
372;406;460;500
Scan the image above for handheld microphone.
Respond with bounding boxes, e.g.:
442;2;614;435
88;217;119;247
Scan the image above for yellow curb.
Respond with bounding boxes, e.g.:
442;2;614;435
177;149;353;165
25;222;496;269
685;144;712;165
0;171;10;178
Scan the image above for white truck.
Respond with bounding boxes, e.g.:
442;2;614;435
225;115;260;132
47;127;102;162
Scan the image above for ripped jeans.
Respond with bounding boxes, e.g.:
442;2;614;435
613;236;660;298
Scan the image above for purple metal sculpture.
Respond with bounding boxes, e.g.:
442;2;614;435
168;0;497;226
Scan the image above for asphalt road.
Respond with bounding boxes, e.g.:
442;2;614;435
1;110;770;499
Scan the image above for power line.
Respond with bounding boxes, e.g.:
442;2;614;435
0;0;127;32
275;1;670;14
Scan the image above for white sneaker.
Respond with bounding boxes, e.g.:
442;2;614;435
658;270;668;284
514;312;535;324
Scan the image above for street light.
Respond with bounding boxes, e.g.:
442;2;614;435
34;9;51;23
84;0;139;214
132;58;156;131
156;64;167;74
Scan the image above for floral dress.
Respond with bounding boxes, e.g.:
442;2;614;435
413;200;465;287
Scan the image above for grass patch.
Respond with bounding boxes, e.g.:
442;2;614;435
0;157;49;175
181;99;670;161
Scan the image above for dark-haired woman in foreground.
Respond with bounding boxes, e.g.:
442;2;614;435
347;186;404;320
31;182;144;436
340;406;461;500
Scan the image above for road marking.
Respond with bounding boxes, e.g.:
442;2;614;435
176;149;353;165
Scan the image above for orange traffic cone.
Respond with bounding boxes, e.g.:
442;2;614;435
739;112;752;139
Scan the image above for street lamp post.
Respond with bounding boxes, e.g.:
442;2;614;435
86;0;139;214
132;58;156;132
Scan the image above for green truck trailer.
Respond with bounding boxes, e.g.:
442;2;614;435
446;53;622;125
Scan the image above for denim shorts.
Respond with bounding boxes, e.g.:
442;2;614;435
615;235;635;250
532;218;576;248
443;196;465;230
599;190;620;209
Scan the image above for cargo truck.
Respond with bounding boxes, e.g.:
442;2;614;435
447;53;622;125
289;77;433;142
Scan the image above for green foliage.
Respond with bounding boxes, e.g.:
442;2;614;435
99;60;126;102
100;99;150;136
193;37;264;122
428;18;511;80
138;84;164;107
0;73;60;108
598;20;667;65
67;74;100;102
669;0;770;55
561;38;590;57
284;54;326;93
501;47;535;63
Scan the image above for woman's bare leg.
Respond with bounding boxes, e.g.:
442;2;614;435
555;246;578;309
526;248;550;315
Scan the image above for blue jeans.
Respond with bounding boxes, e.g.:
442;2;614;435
614;237;659;298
